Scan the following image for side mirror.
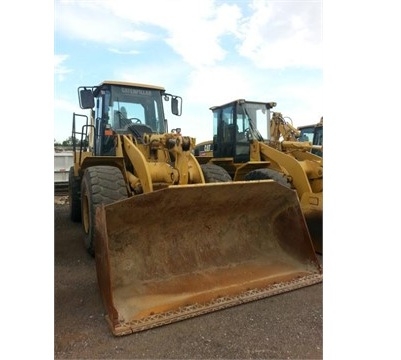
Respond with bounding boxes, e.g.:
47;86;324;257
78;88;95;109
171;96;182;116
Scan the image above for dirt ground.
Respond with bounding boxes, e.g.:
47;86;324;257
54;197;323;359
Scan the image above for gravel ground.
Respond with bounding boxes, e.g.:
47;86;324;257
54;198;323;359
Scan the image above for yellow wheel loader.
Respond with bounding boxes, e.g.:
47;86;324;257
194;99;323;254
68;82;322;336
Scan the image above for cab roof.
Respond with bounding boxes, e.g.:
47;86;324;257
99;80;165;91
210;99;276;111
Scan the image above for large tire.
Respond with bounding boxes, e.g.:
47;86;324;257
244;168;292;188
200;163;232;182
69;166;81;222
81;166;128;256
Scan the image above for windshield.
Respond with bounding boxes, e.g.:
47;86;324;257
299;126;315;142
299;126;323;146
105;85;166;133
239;102;271;141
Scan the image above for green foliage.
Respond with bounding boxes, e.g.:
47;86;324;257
54;136;87;149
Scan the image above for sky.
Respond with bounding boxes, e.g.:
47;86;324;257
54;0;323;144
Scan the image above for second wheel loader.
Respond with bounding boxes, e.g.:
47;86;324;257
68;81;322;336
298;117;323;157
195;99;323;254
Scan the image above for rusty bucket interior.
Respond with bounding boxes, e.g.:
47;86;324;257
95;180;322;336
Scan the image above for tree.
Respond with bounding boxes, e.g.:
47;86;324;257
62;136;77;146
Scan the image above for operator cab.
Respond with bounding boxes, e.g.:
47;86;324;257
298;120;323;157
77;81;182;156
210;99;276;163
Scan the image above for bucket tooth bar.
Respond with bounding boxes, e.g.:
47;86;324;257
108;273;322;336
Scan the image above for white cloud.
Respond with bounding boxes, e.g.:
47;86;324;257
121;30;152;42
54;54;72;81
55;0;321;69
108;48;140;55
55;0;154;45
185;65;252;105
55;0;243;68
162;2;243;68
103;0;243;68
237;0;322;69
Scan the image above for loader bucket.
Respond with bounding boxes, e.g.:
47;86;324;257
95;180;322;336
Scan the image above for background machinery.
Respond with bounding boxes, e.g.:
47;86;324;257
194;99;323;253
298;117;323;157
68;82;322;336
